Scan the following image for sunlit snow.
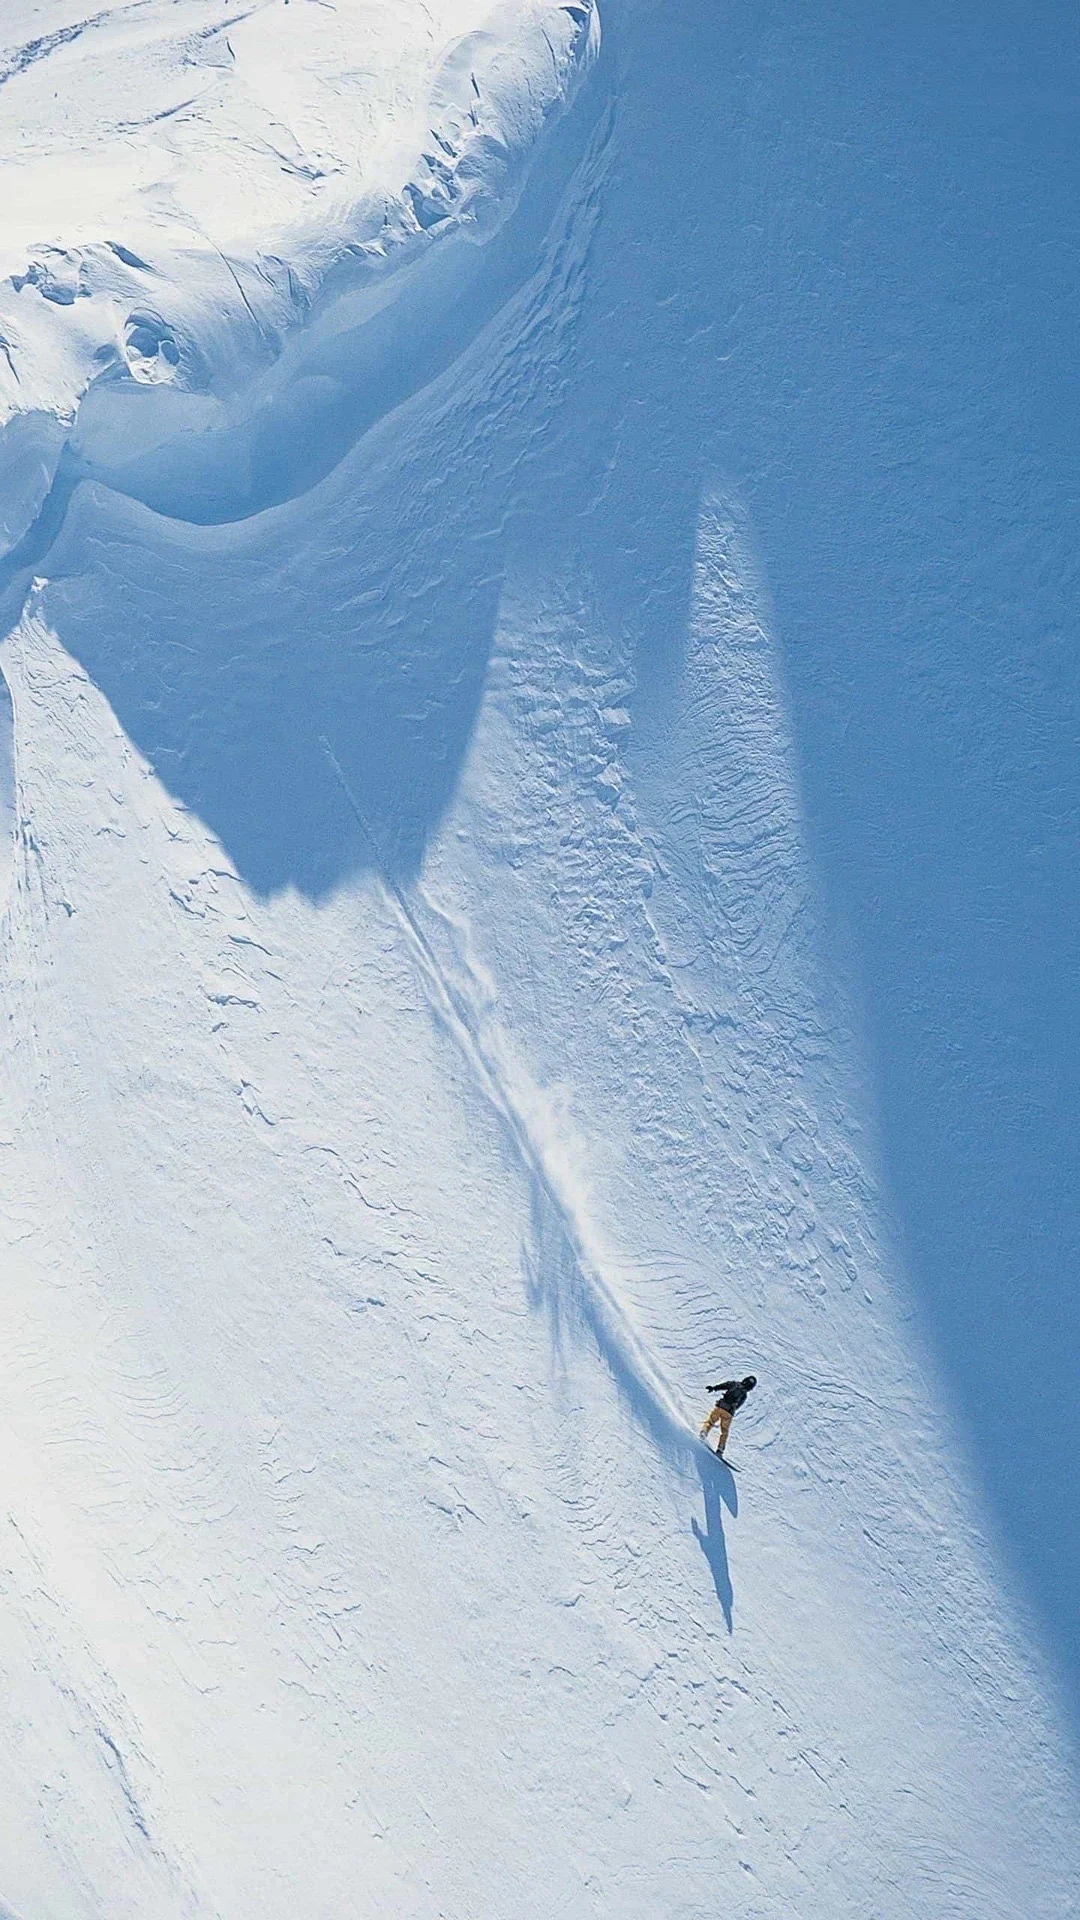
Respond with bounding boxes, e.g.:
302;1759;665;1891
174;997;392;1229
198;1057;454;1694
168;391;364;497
0;4;1077;1917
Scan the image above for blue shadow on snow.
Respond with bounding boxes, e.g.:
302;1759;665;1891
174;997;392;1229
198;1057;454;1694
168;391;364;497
3;0;1076;1722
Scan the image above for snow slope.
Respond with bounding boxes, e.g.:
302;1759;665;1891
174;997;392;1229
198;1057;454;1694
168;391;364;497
0;3;1078;1916
0;0;598;539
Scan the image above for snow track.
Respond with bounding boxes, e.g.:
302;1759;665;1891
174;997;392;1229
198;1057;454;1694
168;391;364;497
323;736;693;1454
0;2;1077;1916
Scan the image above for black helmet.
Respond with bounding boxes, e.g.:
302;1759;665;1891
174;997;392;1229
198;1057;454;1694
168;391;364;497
743;1375;757;1390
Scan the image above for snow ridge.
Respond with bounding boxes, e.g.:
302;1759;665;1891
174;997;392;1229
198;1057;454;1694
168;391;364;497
0;1;599;553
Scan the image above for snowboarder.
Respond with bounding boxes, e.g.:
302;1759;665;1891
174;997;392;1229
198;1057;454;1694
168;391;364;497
700;1375;757;1454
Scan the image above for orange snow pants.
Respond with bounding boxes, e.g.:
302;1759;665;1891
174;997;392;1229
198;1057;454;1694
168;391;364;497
701;1404;732;1450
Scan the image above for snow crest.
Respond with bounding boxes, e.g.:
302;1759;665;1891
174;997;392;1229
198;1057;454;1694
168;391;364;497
0;1;599;549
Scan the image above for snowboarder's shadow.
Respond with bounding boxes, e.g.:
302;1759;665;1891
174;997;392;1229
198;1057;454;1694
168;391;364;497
692;1453;736;1631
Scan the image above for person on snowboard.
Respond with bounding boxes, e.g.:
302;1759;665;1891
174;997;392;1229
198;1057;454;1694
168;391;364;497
700;1375;757;1453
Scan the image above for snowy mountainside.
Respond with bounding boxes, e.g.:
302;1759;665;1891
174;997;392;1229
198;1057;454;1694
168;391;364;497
0;0;598;542
0;2;1078;1917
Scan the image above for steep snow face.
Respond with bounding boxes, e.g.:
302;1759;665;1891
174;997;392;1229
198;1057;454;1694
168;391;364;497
1;3;1078;1918
0;0;599;539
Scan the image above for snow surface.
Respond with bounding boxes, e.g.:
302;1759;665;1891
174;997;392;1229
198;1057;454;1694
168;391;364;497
0;0;598;535
1;2;1078;1916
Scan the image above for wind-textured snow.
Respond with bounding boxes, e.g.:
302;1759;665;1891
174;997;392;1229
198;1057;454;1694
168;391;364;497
0;3;1078;1917
0;0;598;536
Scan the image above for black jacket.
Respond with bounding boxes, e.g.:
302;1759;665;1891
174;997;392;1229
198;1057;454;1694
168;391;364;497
708;1379;753;1413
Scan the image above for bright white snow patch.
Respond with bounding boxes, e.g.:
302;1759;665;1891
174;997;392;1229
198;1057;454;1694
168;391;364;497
0;0;598;545
0;4;1077;1918
0;666;12;910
